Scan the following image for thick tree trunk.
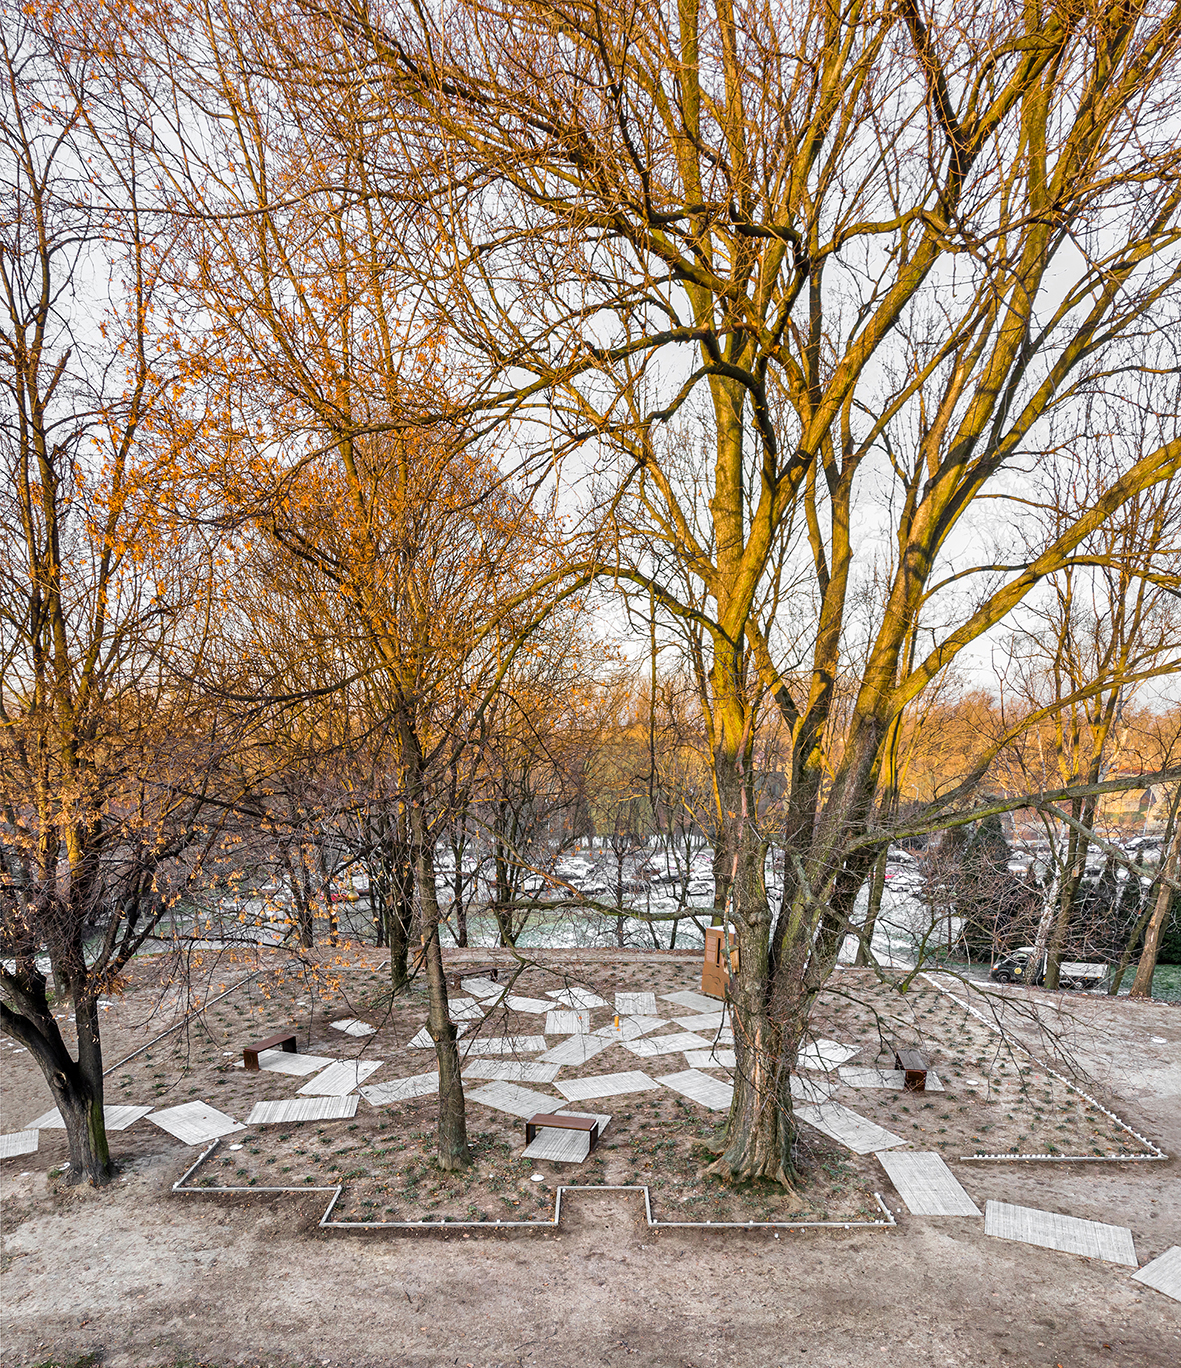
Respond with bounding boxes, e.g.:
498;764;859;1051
58;1071;111;1186
4;987;112;1186
706;745;797;1188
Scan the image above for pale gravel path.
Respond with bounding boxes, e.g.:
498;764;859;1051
1;1168;1177;1368
2;959;1178;1368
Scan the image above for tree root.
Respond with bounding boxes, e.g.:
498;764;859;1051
703;1149;798;1196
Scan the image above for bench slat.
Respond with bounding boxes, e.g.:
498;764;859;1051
524;1111;601;1152
893;1048;929;1093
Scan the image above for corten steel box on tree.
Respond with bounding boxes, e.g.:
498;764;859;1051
701;925;739;999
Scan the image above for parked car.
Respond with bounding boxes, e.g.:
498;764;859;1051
989;946;1107;989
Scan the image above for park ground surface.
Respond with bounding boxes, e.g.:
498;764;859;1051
1;947;1178;1368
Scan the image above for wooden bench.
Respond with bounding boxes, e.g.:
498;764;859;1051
525;1111;601;1152
243;1032;298;1071
894;1048;929;1092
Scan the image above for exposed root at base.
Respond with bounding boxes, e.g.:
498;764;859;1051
703;1151;798;1196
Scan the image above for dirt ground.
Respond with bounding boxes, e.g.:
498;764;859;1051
1;947;1179;1367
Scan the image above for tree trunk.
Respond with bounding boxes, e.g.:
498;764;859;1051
1107;883;1156;996
389;813;416;991
388;897;412;992
279;849;315;948
492;823;517;946
612;834;629;947
711;838;731;927
705;743;797;1188
1129;822;1180;999
5;987;112;1186
1045;800;1090;990
452;842;469;948
421;917;471;1169
854;848;888;966
380;858;415;991
58;1072;112;1187
402;721;470;1169
371;810;416;991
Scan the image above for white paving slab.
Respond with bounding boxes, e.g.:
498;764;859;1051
684;1048;736;1069
360;1073;439;1106
407;1024;469;1048
538;1035;611;1066
26;1109;67;1130
592;1018;647;1042
592;1014;665;1042
622;1031;712;1058
1131;1245;1181;1302
985;1200;1137;1266
298;1060;383;1095
462;1060;561;1085
839;1066;943;1091
545;1010;591;1035
615;991;658;1015
448;998;486;1022
656;1068;734;1111
149;1102;245;1146
674;1012;728;1032
877;1151;980;1215
504;996;554;1014
547;988;609;1010
521;1111;612;1163
26;1104;154;1131
0;1130;39;1159
661;990;721;1014
795;1101;904;1154
460;1035;548;1057
798;1038;862;1071
790;1074;834;1104
234;1050;337;1076
465;1081;560;1118
247;1095;359;1124
554;1070;660;1102
522;1124;590;1163
329;1018;376;1037
461;977;505;999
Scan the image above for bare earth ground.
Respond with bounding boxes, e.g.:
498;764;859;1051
1;946;1179;1368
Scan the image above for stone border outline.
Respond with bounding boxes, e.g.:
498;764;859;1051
172;1138;897;1233
917;973;1168;1164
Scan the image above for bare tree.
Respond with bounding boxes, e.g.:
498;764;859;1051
335;0;1181;1184
0;8;224;1183
998;463;1181;986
